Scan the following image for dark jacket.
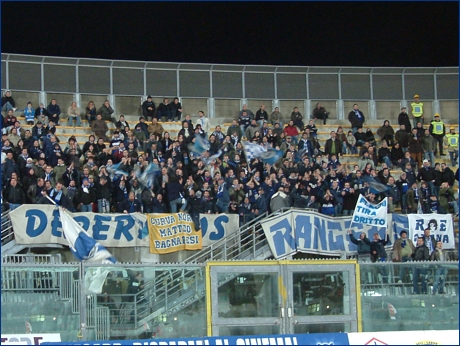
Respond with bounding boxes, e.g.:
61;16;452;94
324;138;342;156
417;166;435;182
395;130;409;147
349;233;371;255
398;112;411;132
142;100;156;119
371;234;390;260
118;198;142;213
413;244;430;261
348;110;365;128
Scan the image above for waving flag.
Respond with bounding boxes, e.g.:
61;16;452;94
243;141;283;165
364;175;390;194
106;162;129;180
188;135;209;158
134;162;160;189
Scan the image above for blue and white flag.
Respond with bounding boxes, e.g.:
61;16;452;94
134;162;160;189
188;135;209;158
364;175;390;194
106;162;129;180
352;195;388;227
242;141;283;165
59;207;117;264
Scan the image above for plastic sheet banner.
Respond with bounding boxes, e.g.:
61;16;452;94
347;330;459;345
1;333;61;345
260;209;393;259
352;196;388;227
41;332;350;345
147;213;202;254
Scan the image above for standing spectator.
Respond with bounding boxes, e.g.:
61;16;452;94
283;120;299;145
2;90;16;113
392;230;415;283
77;178;96;212
398;107;412;133
97;100;116;124
166;175;187;213
429;113;446;156
423;226;437;256
245;119;261;142
115;114;130;137
324;131;342;159
421;128;436;167
408;128;423;169
395;124;410;152
142;95;156;121
169;97;182;122
269;107;284;126
156;98;171;121
377;120;394;147
215;177;230;213
370;231;390;283
85;101;97;124
444;126;459;166
347;229;371;262
290;107;304;130
417;159;436;195
411;94;424;127
239;111;251;137
412;237;430;294
385;176;400;213
270;186;289;214
67;102;81;127
24;102;35;125
47;99;61;125
196;111;210;136
439;182;458;216
348;104;365;134
91;114;109;141
227;119;242;139
119;192;142;214
431;241;451;294
4;177;26;211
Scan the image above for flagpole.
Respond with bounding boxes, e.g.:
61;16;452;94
45;194;57;206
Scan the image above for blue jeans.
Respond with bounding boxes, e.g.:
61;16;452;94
356;140;366;147
413;117;423;129
9;203;21;211
413;266;427;294
2;102;14;112
81;203;93;212
68;115;82;127
97;199;111;213
432;266;447;294
382;156;392;168
334;204;343;216
449;151;458;166
342;142;348;154
215;199;229;213
170;197;187;213
424;151;435;167
401;194;408;213
352;127;360;135
157;110;171;121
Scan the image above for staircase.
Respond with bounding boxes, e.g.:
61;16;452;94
107;210;275;338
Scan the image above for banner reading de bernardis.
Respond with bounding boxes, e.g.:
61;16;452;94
9;205;150;247
260;209;393;259
147;212;202;254
200;213;239;247
352;195;388;227
407;213;455;249
9;205;237;249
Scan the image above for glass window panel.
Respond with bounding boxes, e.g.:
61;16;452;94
292;271;350;316
217;272;279;318
218;324;280;337
294;323;351;334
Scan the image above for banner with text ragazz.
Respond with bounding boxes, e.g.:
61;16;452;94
147;213;202;254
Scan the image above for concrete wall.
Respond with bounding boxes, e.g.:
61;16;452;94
115;96;142;116
181;98;208;118
215;99;240;119
279;100;305;119
375;101;401;122
440;100;459;122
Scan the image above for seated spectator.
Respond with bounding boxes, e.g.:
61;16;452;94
156;98;171;121
377;120;395;147
290;107;304;130
354;127;367;147
85;101;97;124
47;99;61;125
269;107;284;126
284;120;299;145
35;103;49;124
169;97;182;122
24;102;35;125
365;128;377;147
378;140;392;168
2;90;16;113
142;95;156;121
119;191;142;214
97;100;116;123
148;117;165;139
67;102;82;127
312;102;329;125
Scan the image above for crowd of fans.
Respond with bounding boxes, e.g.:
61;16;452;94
1;91;459;231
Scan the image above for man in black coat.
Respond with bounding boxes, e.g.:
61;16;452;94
348;104;365;134
118;192;142;213
398;107;412;133
412;237;430;294
142;95;156;121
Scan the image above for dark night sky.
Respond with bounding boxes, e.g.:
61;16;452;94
2;1;459;67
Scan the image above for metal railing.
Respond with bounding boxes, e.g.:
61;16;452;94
1;208;14;246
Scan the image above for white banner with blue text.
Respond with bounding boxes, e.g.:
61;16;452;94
352;195;388;227
9;205;238;248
